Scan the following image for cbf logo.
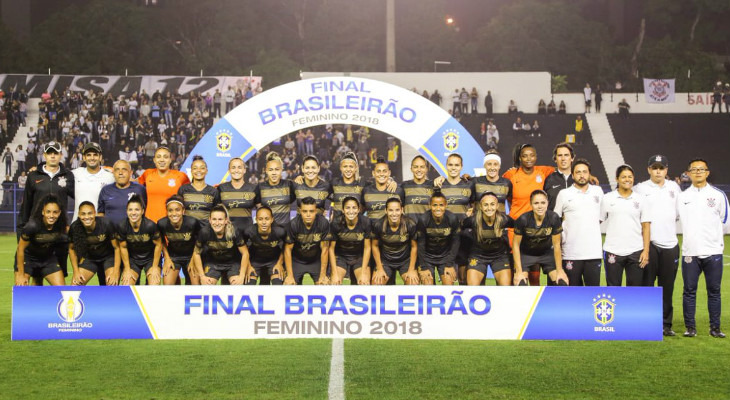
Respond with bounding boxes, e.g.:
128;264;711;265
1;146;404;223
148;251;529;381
216;129;233;155
57;291;84;322
593;294;616;332
443;129;459;152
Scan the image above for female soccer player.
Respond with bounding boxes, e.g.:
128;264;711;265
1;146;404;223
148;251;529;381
178;155;220;223
472;150;512;211
192;204;249;285
137;146;190;222
244;206;286;285
157;195;201;285
218;157;257;233
118;195;163;285
601;165;651;286
371;198;419;285
329;196;372;285
462;192;513;286
330;152;365;220
284;197;331;285
15;195;68;286
362;157;404;224
512;190;569;286
416;191;461;285
256;152;295;226
69;201;120;286
402;155;434;221
293;155;332;214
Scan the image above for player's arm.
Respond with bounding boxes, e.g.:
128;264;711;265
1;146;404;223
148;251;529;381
109;239;121;286
192;246;207;283
147;237;163;285
119;240;133;285
639;222;651;268
401;239;420;285
512;234;527;285
370;238;387;285
68;242;84;285
329;239;341;284
230;244;250;285
15;239;30;286
161;242;174;277
551;233;568;285
317;241;330;285
283;243;295;285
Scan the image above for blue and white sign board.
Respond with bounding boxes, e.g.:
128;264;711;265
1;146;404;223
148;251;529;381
12;286;662;341
181;77;486;185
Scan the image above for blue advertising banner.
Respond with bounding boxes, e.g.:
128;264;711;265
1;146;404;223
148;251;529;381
12;286;662;341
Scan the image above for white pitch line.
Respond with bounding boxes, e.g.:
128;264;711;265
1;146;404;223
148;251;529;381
328;338;345;400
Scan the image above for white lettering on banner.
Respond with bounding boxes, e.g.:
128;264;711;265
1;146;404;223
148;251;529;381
136;286;537;340
0;74;261;98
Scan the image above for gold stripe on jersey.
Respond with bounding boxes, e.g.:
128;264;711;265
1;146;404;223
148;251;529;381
338;232;366;242
295;188;329;201
165;232;193;241
126;233;151;242
474;182;510;197
183;193;215;203
364;192;398;220
426;227;452;236
260;187;291;203
228;208;252;217
186;210;210;221
441;187;472;217
331;183;363;212
220;192;256;201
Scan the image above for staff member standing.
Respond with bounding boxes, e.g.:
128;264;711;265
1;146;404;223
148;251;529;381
554;159;604;286
98;160;148;226
633;155;681;336
19;141;75;276
71;142;114;222
600;165;651;286
678;158;729;338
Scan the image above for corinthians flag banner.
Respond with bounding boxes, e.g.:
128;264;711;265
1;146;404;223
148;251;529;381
180;77;486;184
12;286;662;341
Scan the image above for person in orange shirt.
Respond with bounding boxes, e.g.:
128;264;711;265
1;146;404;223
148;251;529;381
502;143;555;286
137;147;190;222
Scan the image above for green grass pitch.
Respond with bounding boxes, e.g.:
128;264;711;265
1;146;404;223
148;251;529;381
2;235;729;399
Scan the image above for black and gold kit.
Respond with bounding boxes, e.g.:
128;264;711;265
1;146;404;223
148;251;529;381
514;211;563;256
416;211;461;268
157;215;200;267
440;178;475;219
195;225;247;266
461;215;514;274
329;177;365;219
116;217;161;271
256;180;296;226
293;179;332;213
472;176;513;212
402;179;434;221
178;183;221;222
362;184;405;223
371;217;418;267
20;218;68;266
330;216;371;265
218;181;258;232
70;217;115;261
286;214;331;264
244;224;286;266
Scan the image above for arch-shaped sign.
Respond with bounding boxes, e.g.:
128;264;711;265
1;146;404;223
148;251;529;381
181;77;485;185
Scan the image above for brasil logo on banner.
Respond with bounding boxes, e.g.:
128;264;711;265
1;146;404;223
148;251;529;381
12;286;662;341
643;78;675;103
180;77;487;185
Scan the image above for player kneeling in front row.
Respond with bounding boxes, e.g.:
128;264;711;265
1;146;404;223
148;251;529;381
158;195;201;285
69;201;120;286
15;195;68;286
245;206;287;285
118;195;163;285
513;190;569;286
416;191;460;285
329;196;372;285
284;197;331;285
462;192;513;286
193;204;249;285
371;198;419;285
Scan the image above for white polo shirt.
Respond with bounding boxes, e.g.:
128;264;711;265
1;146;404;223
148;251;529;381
600;190;651;256
678;184;729;257
554;184;604;260
72;166;115;221
633;179;680;248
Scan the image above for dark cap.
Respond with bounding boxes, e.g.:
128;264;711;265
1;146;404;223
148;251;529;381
43;141;61;153
647;155;668;168
82;142;102;154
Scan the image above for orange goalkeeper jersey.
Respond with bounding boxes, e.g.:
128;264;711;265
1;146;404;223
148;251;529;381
137;169;190;222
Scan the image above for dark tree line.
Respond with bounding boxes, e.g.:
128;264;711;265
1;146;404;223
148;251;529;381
0;0;728;91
